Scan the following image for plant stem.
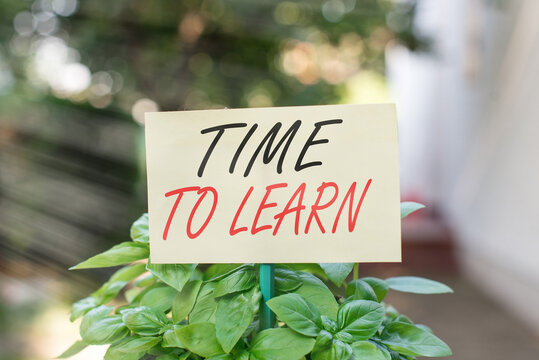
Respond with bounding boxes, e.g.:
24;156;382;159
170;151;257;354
353;263;359;280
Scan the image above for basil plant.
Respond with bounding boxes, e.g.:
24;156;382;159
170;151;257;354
61;202;452;360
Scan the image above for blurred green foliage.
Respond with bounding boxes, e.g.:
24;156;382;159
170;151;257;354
1;0;423;112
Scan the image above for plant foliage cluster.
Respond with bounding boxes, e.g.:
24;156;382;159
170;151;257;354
62;202;452;360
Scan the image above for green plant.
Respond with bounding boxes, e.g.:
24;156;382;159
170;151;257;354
60;202;452;360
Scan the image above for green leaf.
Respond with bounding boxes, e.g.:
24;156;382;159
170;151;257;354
112;335;161;353
104;343;144;360
274;267;302;292
266;293;322;337
313;329;332;347
385;276;453;294
249;328;315;360
191;268;204;281
216;287;260;353
351;340;390;360
80;305;113;328
80;306;129;345
204;264;246;281
334;331;353;344
400;202;425;219
131;213;149;243
172;280;202;323
141;286;178;313
70;242;149;270
189;282;218;323
346;279;378;302
207;355;234;360
162;325;186;348
147;263;197;292
360;277;389;302
393;315;413;325
242;318;259;338
283;263;328;280
384;304;400;319
381;322;452;357
321;316;338;333
388;351;404;360
311;332;352;360
336;300;384;341
97;281;129;305
235;350;250;360
319;263;354;286
415;324;433;333
135;273;156;288
129;282;164;306
176;322;224;357
81;315;129;345
91;264;148;305
292;272;338;320
157;355;183;360
214;266;256;298
145;344;171;357
121;306;169;336
57;340;87;358
110;263;148;282
125;288;142;303
180;352;193;360
70;296;99;322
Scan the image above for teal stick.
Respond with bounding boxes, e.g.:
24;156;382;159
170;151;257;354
259;263;275;330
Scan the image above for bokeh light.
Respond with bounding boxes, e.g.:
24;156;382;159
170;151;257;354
131;98;160;125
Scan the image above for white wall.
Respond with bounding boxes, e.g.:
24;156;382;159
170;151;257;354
390;0;539;333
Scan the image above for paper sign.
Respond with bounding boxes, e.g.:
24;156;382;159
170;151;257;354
145;104;401;263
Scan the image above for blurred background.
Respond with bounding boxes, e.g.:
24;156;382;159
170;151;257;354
1;0;538;359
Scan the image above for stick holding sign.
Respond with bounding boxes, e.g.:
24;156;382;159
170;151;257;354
259;263;275;329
